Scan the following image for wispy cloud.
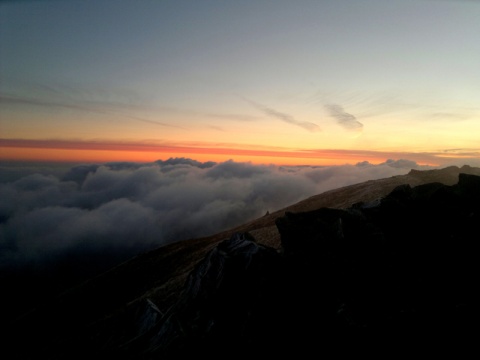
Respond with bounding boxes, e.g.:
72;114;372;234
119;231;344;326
440;148;480;159
325;104;363;133
208;125;225;131
124;114;184;128
0;94;97;112
0;93;183;128
204;113;258;122
430;112;469;120
241;97;321;132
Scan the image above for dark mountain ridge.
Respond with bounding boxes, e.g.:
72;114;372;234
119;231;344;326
5;165;480;358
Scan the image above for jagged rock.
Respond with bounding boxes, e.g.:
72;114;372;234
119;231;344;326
122;232;283;358
7;169;480;359
141;173;480;356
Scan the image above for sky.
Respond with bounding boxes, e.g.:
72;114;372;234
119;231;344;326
1;0;479;167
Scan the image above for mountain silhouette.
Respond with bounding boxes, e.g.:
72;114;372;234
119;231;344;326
5;165;480;358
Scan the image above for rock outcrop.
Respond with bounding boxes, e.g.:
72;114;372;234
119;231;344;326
105;172;480;358
7;169;480;359
120;232;283;358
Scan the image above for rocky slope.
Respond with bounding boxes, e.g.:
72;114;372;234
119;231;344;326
6;165;480;358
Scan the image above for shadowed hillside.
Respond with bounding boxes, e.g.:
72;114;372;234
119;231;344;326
5;165;480;358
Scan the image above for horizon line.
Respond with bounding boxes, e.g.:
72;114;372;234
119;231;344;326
1;137;479;167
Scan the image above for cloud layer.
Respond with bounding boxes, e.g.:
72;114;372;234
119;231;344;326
0;158;428;272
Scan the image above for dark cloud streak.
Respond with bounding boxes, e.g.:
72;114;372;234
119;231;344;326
0;94;180;128
325;103;363;132
241;97;321;132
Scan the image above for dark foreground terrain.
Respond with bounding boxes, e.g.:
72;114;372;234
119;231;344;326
5;165;480;358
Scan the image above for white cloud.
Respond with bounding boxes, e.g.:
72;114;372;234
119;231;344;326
0;158;429;271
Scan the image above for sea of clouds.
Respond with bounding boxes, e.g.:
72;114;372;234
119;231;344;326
0;157;430;272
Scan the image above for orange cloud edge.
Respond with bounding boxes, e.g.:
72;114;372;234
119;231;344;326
0;138;476;167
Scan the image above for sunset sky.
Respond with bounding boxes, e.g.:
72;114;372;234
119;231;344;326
1;0;479;166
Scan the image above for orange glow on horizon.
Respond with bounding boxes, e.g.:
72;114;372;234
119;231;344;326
1;146;378;166
0;138;471;167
